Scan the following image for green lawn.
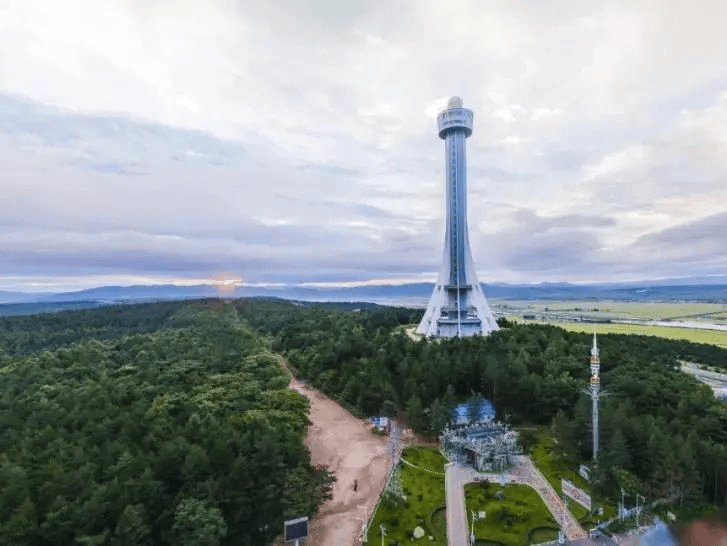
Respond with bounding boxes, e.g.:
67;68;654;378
465;483;559;546
401;445;447;473
366;446;449;545
555;322;727;349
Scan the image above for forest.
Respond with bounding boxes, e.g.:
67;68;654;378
0;300;332;545
1;297;726;544
234;299;727;512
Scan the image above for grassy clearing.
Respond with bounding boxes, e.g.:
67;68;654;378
465;482;558;546
555;322;727;348
366;446;448;545
402;445;447;473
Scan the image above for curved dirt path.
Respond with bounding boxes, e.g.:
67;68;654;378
287;368;390;545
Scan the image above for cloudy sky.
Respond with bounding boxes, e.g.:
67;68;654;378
1;0;727;292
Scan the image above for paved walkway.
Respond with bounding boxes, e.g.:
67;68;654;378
445;463;474;546
445;456;586;545
515;456;586;541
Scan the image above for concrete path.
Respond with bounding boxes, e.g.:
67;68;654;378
445;463;474;546
681;362;727;397
514;457;587;541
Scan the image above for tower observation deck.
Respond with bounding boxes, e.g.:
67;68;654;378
417;97;498;338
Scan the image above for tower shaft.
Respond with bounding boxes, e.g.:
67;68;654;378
590;332;600;461
592;392;599;460
417;97;498;338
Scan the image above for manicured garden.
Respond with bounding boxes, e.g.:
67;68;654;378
465;482;559;546
365;446;448;545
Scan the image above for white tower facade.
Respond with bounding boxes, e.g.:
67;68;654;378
417;97;498;338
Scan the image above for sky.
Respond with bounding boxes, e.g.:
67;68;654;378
1;0;727;292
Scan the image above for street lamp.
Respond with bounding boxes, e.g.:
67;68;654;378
636;495;646;528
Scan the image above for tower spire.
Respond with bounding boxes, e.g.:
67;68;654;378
416;97;498;339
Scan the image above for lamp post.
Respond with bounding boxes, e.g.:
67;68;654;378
636;495;645;528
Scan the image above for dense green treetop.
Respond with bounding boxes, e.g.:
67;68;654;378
0;300;332;545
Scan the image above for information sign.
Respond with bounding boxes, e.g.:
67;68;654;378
284;517;309;542
562;479;592;511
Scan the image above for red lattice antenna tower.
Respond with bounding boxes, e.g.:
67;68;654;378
588;329;603;461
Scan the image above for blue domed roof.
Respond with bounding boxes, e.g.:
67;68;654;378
451;400;495;426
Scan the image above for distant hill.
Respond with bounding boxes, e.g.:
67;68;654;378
0;281;725;314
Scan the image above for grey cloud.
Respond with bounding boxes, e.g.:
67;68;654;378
0;94;246;167
544;147;601;172
470;166;525;182
295;162;361;177
70;160;148;176
499;232;601;272
469;208;615;275
627;211;727;260
237;0;403;40
511;208;615;231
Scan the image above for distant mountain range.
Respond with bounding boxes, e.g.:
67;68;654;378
0;281;726;311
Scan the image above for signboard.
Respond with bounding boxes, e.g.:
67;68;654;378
284;517;309;542
562;479;592;511
579;464;591;481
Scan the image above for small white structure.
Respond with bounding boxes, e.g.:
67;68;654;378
369;416;390;433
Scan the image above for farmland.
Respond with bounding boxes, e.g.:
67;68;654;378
489;299;727;348
491;299;727;323
555;321;727;348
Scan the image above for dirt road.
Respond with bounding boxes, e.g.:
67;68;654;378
288;371;391;545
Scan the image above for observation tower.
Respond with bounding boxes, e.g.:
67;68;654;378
417;97;498;338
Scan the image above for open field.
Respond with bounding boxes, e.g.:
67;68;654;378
491;299;727;323
555;321;727;348
486;299;727;348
